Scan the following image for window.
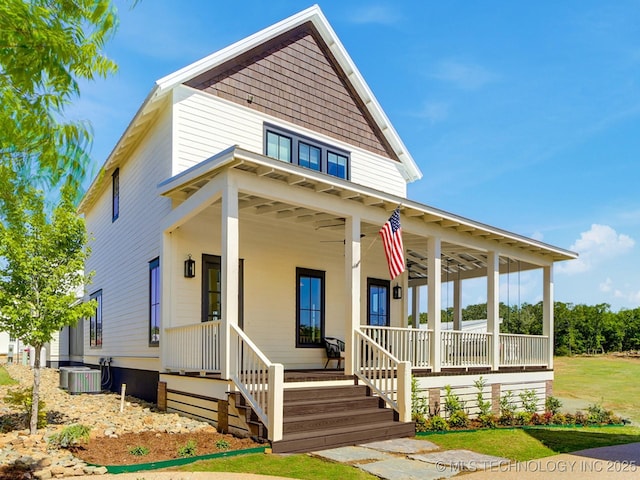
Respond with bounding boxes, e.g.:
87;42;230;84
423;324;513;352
367;278;390;326
149;258;160;346
328;151;348;179
296;268;325;347
266;131;292;163
112;168;120;222
298;141;321;171
90;290;103;348
264;124;350;179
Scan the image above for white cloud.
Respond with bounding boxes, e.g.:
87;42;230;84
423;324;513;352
415;101;450;123
600;277;613;292
348;5;402;25
557;224;635;275
430;60;499;91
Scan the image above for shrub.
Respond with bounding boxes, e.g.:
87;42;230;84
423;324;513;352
411;376;429;417
215;439;231;451
443;385;465;416
515;411;533;426
129;445;150;456
498;412;515;426
448;410;470;429
545;395;563;415
574;411;587;425
586;403;608;425
564;413;576;425
427;415;449;431
519;389;538;414
478;413;498;428
177;439;197;457
474;377;491;417
552;413;567;425
3;387;47;429
500;390;516;418
48;424;91;449
414;413;429;433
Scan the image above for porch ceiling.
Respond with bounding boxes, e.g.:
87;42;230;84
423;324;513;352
159;146;576;281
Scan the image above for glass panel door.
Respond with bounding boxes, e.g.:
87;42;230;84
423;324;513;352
368;278;390;326
202;255;244;328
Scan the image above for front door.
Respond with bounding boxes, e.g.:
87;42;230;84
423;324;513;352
367;278;390;326
202;254;244;328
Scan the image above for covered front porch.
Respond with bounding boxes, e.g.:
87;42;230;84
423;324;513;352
158;146;573;444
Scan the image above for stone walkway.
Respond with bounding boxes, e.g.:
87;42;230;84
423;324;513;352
312;438;510;480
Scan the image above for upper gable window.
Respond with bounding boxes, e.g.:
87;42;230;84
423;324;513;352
266;131;292;163
264;124;350;180
112;168;120;222
328;151;348;179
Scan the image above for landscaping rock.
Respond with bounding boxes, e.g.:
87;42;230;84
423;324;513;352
1;364;215;478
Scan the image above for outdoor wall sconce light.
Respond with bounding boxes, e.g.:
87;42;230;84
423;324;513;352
393;284;402;300
184;254;196;278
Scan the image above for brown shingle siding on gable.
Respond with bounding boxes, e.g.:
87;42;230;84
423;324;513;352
185;24;398;161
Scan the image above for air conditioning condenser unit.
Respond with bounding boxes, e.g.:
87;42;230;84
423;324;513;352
59;366;91;389
68;369;102;394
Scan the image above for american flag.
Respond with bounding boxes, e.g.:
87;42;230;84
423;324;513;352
379;208;405;280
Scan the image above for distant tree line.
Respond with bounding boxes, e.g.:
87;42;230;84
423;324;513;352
408;302;640;356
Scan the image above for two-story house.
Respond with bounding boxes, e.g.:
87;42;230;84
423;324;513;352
77;6;576;452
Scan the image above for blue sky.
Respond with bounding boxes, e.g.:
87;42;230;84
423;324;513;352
71;1;640;311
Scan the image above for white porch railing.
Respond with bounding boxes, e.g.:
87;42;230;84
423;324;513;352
230;324;284;442
499;333;549;367
354;330;411;422
361;326;431;368
441;331;492;368
164;321;221;373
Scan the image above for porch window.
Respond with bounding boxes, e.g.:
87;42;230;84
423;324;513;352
296;268;325;347
112;168;119;222
149;258;160;346
266;131;292;163
89;290;102;348
367;278;390;326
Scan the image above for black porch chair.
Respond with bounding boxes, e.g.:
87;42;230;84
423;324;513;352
323;337;345;369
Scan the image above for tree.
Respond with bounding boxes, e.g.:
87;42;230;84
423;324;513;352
0;180;96;434
0;0;118;189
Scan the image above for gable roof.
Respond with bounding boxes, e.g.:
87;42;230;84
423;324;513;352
79;5;421;214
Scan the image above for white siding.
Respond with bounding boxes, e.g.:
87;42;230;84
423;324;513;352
84;107;173;370
173;86;407;197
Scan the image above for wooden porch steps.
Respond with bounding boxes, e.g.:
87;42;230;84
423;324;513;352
271;384;415;454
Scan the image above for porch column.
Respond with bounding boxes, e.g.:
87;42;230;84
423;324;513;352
427;236;441;372
160;231;175;371
220;173;239;380
344;215;361;376
487;251;500;370
543;265;554;369
453;277;462;330
411;285;420;329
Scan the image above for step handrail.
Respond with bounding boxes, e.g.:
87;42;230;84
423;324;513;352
354;329;411;422
230;323;284;441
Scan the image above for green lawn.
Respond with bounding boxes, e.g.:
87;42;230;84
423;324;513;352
422;426;640;462
177;453;378;479
0;366;18;386
554;355;640;423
